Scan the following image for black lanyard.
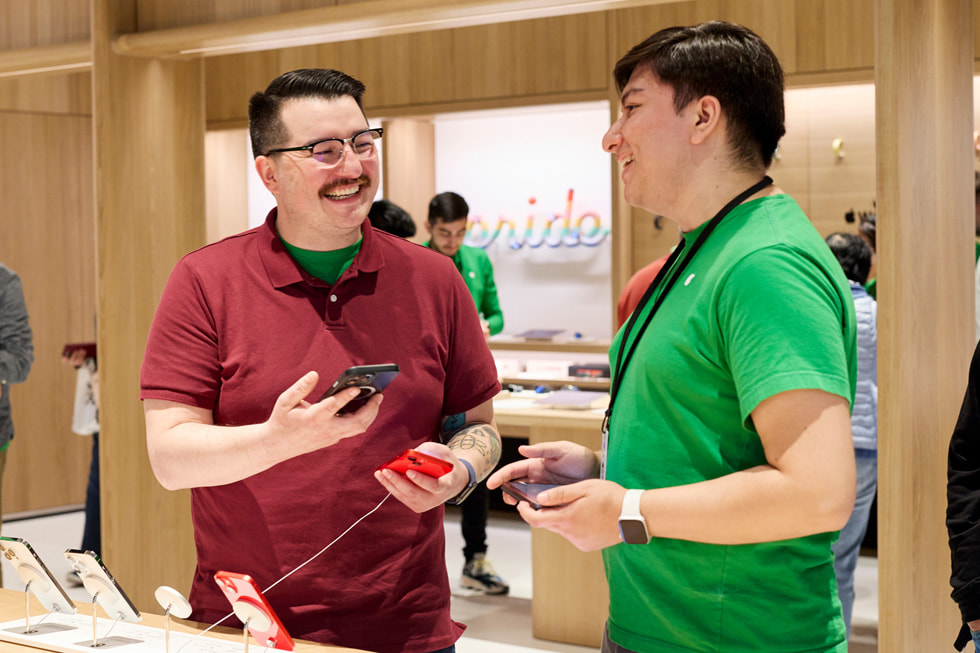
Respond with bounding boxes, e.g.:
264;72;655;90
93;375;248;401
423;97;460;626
602;176;774;434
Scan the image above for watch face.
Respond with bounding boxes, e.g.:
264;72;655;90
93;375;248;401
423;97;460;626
619;519;649;545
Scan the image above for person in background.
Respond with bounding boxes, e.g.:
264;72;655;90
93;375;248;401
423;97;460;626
825;232;877;639
369;198;417;238
140;68;501;653
617;252;670;328
62;340;101;586
857;213;876;300
0;263;34;584
425;190;508;595
947;338;980;651
490;21;856;652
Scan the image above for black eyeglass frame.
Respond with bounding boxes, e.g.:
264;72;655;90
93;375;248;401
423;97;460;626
264;127;384;164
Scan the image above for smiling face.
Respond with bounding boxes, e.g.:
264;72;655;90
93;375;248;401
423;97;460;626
255;95;380;247
602;67;696;217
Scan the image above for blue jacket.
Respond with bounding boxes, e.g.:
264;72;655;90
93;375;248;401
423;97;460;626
0;264;34;448
849;281;876;451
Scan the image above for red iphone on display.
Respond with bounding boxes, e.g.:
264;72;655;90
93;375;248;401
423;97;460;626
377;449;454;478
318;364;400;414
214;571;295;651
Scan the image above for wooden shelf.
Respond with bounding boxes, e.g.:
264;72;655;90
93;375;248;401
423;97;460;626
500;375;610;391
489;337;611;354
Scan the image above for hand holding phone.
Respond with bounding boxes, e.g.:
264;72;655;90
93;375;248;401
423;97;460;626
377;449;453;478
318;364;399;414
214;571;295;651
64;549;140;623
501;480;565;510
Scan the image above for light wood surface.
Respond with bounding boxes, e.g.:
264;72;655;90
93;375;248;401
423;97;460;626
0;111;95;517
0;42;90;79
205;128;250;244
493;400;607;647
113;0;679;59
876;0;973;649
490;338;612;354
92;0;204;612
0;588;365;651
381;117;436;245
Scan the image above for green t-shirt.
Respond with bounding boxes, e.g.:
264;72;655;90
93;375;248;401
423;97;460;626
425;242;504;335
281;237;362;285
603;194;856;653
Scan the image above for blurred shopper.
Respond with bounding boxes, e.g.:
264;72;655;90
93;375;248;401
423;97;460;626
947;339;980;651
369;198;417;238
426;190;508;595
490;22;857;653
825;232;877;638
0;263;33;584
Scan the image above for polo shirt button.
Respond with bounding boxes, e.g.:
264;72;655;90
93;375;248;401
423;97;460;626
329;294;338;302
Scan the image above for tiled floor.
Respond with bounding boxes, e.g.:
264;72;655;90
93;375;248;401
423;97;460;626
1;508;878;652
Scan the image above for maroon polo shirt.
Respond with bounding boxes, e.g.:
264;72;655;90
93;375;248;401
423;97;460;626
140;210;500;652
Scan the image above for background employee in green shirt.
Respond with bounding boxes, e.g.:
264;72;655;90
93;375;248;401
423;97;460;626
426;191;508;594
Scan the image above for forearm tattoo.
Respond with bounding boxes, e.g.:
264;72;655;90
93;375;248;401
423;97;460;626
444;421;502;479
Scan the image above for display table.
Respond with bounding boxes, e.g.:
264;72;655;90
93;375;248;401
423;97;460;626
0;588;366;652
493;393;608;648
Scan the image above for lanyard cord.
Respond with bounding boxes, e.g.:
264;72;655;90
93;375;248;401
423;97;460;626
602;176;774;434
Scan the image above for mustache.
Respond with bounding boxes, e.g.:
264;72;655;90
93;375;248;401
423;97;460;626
319;175;371;197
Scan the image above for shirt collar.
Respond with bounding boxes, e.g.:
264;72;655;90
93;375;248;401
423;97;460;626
258;208;384;289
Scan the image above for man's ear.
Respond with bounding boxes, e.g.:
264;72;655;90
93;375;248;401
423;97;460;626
255;155;278;193
690;95;723;145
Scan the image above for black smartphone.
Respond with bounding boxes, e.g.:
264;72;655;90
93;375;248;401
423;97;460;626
501;480;564;510
318;364;400;414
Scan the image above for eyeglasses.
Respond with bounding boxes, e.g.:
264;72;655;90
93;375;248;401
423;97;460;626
265;128;383;166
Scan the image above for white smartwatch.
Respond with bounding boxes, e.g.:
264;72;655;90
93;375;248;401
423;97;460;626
618;489;650;544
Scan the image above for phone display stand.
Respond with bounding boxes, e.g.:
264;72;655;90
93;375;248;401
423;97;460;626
0;538;76;637
73;573;141;648
154;585;192;653
231;600;274;652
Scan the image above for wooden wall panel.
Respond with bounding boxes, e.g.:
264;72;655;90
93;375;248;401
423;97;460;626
205;128;250;243
382;118;435;244
0;112;94;517
0;0;89;49
134;0;336;31
0;72;91;115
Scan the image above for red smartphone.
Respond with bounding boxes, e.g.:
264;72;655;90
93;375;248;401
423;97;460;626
501;480;564;510
377;449;453;478
213;571;295;651
62;342;97;359
318;364;400;414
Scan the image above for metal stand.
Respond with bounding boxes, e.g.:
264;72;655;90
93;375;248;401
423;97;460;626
153;586;192;653
232;601;271;653
22;581;35;634
90;591;102;648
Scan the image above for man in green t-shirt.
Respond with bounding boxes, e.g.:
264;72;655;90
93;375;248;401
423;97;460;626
490;21;857;653
425;191;508;596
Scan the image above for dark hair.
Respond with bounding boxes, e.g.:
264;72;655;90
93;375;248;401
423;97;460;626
248;69;367;158
613;21;785;170
428;191;469;225
858;213;876;252
826;232;872;284
368;199;417;238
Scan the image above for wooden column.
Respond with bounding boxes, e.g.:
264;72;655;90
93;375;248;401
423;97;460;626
876;0;974;648
381;117;436;245
92;0;203;609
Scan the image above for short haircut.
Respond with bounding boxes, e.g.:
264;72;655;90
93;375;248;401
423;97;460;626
248;68;367;158
826;232;873;284
613;21;785;170
368;199;417;238
858;213;876;252
427;192;469;225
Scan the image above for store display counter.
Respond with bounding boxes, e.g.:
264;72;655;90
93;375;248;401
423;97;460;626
493;393;608;648
0;588;366;652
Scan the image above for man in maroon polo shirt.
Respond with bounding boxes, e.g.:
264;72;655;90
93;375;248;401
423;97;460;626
140;69;501;653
